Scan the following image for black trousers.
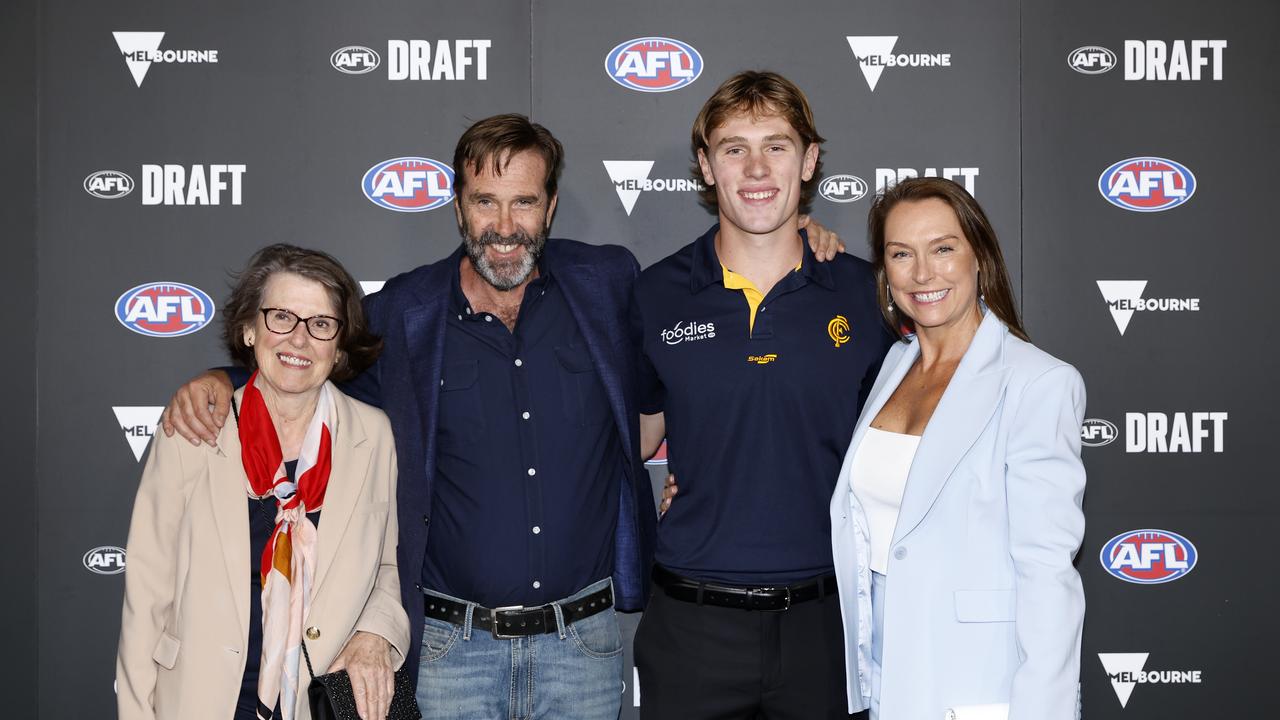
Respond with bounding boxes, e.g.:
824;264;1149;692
633;580;867;720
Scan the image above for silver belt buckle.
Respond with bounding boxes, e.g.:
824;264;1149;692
489;605;525;639
748;586;791;611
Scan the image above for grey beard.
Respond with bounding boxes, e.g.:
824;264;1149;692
464;227;545;291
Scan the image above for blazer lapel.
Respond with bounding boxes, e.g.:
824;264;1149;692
402;292;449;440
311;388;372;595
892;314;1011;544
839;340;919;493
208;393;251;638
556;261;635;461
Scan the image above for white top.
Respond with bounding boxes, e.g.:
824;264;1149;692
850;427;921;574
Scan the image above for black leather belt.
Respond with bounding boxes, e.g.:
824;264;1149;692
423;585;614;639
653;565;837;611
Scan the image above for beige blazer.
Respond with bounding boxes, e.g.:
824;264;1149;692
117;384;409;720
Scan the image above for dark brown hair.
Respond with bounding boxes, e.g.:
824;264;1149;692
452;113;564;201
866;177;1028;342
690;70;825;213
222;244;382;381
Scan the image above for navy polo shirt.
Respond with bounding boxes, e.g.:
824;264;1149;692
419;260;621;608
633;224;893;585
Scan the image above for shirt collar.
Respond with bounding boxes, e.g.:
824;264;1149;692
799;228;836;291
449;244;553;315
689;223;836;293
688;225;725;293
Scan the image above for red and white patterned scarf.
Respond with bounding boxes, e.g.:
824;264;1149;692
239;371;335;720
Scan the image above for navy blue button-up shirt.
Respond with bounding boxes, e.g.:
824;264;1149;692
633;225;893;585
420;263;622;607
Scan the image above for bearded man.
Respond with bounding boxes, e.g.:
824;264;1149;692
162;114;656;719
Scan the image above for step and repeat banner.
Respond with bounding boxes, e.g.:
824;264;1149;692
32;0;1274;717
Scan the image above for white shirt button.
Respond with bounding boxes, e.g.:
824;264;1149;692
485;315;493;322
527;468;536;476
532;526;541;534
514;358;523;367
522;411;531;420
532;580;541;589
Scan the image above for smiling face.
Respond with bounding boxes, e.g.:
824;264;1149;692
243;272;341;402
882;197;984;338
454;149;557;291
697;112;819;240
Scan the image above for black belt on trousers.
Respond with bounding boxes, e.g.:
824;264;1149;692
422;585;614;639
653;565;837;611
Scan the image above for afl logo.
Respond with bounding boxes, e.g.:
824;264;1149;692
819;175;868;204
1080;418;1118;447
330;45;380;74
827;315;851;347
84;170;135;199
362;157;455;212
606;37;702;93
1100;529;1198;585
1068;46;1116;75
83;546;126;575
1099;157;1196;212
115;282;216;337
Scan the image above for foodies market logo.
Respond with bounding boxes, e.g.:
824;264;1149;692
660;319;716;345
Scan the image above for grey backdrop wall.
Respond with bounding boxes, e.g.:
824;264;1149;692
2;0;39;718
9;0;1275;717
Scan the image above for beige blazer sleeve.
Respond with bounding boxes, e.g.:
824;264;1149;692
116;428;199;720
350;439;408;669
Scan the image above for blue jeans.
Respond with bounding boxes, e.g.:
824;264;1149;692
415;578;624;720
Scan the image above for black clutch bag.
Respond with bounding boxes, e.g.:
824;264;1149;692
302;640;421;720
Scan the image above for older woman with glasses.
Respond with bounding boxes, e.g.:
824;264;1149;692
117;244;410;720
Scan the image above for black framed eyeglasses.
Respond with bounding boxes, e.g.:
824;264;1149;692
259;308;343;341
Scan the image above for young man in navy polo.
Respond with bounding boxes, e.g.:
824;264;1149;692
632;71;892;719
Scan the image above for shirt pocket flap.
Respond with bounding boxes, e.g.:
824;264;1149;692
152;631;181;669
440;360;479;391
554;345;595;373
953;589;1015;623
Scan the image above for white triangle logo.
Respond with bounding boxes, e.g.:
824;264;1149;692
1098;652;1149;708
846;36;898;91
1096;280;1147;336
113;406;164;461
603;160;655;216
113;32;165;87
360;281;385;296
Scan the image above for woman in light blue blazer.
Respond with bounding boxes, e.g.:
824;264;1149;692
829;178;1085;720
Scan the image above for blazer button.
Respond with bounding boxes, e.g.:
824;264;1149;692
893;546;907;560
306;627;320;640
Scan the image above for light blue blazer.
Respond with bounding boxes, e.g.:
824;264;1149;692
829;311;1086;720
